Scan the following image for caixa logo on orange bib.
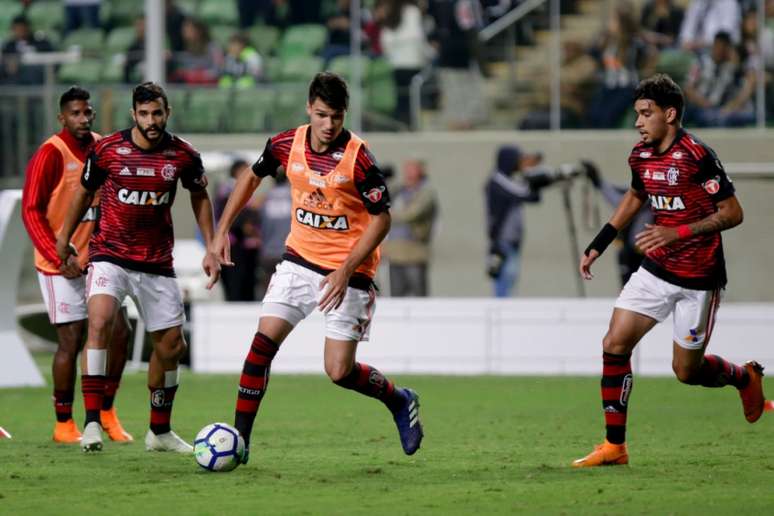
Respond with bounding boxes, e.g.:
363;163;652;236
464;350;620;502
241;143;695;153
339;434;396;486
295;208;349;230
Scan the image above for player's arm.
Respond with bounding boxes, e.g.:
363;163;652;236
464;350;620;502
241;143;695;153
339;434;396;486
635;152;741;253
21;144;69;269
211;139;280;267
580;187;646;280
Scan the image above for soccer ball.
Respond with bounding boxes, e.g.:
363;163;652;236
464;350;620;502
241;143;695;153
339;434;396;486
194;422;245;472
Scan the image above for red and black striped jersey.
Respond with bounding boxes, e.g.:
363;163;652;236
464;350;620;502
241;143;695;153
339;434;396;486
251;128;391;214
628;129;735;289
81;129;207;277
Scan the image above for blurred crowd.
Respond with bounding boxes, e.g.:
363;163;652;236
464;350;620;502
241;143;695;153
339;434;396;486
1;0;773;130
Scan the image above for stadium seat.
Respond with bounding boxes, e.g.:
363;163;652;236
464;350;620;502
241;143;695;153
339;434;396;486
198;0;238;25
62;29;105;56
247;25;280;56
176;0;200;16
182;88;231;132
271;84;308;130
279;55;323;82
262;57;282;82
100;54;126;84
277;24;327;57
57;58;102;84
327;55;371;83
0;1;23;32
108;89;135;131
105;26;137;55
27;1;64;32
366;58;397;114
163;88;189;133
104;1;143;27
229;89;275;132
654;49;694;85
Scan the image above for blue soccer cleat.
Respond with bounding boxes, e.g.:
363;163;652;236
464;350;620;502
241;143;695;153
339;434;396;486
392;388;423;455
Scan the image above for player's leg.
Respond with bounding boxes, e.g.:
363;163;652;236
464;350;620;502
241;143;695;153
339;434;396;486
233;261;316;460
52;319;86;442
101;307;133;442
80;293;121;452
37;272;89;443
671;288;765;422
143;324;191;452
324;285;423;455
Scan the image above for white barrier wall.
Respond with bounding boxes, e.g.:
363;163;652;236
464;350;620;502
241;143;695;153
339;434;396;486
192;298;774;376
0;190;44;387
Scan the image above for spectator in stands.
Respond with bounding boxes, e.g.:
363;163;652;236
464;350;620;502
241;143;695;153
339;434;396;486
679;0;740;52
739;7;774;71
166;0;187;52
383;157;438;297
640;0;684;49
237;0;273;28
586;2;654;128
214;159;261;301
428;0;488;130
124;16;145;83
169;17;224;85
256;170;291;298
321;0;364;65
63;0;101;34
218;33;264;89
1;15;53;85
376;0;429;126
684;31;756;127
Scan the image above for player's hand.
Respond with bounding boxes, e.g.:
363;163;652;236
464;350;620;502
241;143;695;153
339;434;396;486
635;224;679;254
55;235;76;262
202;251;221;289
318;267;351;313
210;233;234;268
59;254;82;279
579;249;599;280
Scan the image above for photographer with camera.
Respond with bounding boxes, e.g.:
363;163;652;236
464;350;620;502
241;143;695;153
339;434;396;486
484;145;580;297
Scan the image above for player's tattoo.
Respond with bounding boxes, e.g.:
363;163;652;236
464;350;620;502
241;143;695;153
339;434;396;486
689;212;735;236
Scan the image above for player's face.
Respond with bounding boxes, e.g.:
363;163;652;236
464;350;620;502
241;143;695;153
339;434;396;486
58;99;94;141
132;99;169;143
306;98;345;148
634;99;673;146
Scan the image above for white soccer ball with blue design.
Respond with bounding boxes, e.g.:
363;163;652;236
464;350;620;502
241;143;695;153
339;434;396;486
194;422;245;472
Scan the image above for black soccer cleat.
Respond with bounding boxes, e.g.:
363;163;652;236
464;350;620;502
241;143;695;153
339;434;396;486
392;388;423;455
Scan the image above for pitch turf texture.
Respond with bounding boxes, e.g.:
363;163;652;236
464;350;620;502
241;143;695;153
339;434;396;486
2;360;773;515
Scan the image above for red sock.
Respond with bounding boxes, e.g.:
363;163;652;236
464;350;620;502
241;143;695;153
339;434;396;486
102;376;120;410
149;385;178;435
695;354;749;388
234;332;280;446
601;352;632;445
81;375;105;426
334;362;404;412
53;389;74;423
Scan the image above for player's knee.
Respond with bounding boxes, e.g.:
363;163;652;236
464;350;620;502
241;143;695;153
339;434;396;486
602;332;628;355
672;361;700;384
158;336;186;362
88;315;115;339
326;362;353;384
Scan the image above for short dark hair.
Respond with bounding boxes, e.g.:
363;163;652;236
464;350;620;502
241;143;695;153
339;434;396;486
59;86;90;110
132;81;169;110
634;73;684;121
714;31;732;46
11;15;29;27
308;72;349;111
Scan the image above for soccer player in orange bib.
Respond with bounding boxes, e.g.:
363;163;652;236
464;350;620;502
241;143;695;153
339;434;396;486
22;87;132;444
211;72;423;463
573;74;765;467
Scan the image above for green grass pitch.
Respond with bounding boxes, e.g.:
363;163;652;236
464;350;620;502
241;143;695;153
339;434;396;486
1;357;773;515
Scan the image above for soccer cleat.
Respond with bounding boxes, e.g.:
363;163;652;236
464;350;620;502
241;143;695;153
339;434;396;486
739;361;765;423
144;430;193;453
239;446;250;465
572;440;628;468
764;400;774;412
392;388;423;455
53;419;82;443
100;408;134;442
81;422;103;452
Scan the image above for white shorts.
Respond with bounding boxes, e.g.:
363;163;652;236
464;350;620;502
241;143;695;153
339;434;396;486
261;261;376;342
86;261;185;332
37;272;88;324
615;267;722;350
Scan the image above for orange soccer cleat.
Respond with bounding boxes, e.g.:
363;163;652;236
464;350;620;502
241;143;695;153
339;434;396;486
52;419;82;443
572;440;629;468
100;408;134;442
764;400;774;412
739;361;765;423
